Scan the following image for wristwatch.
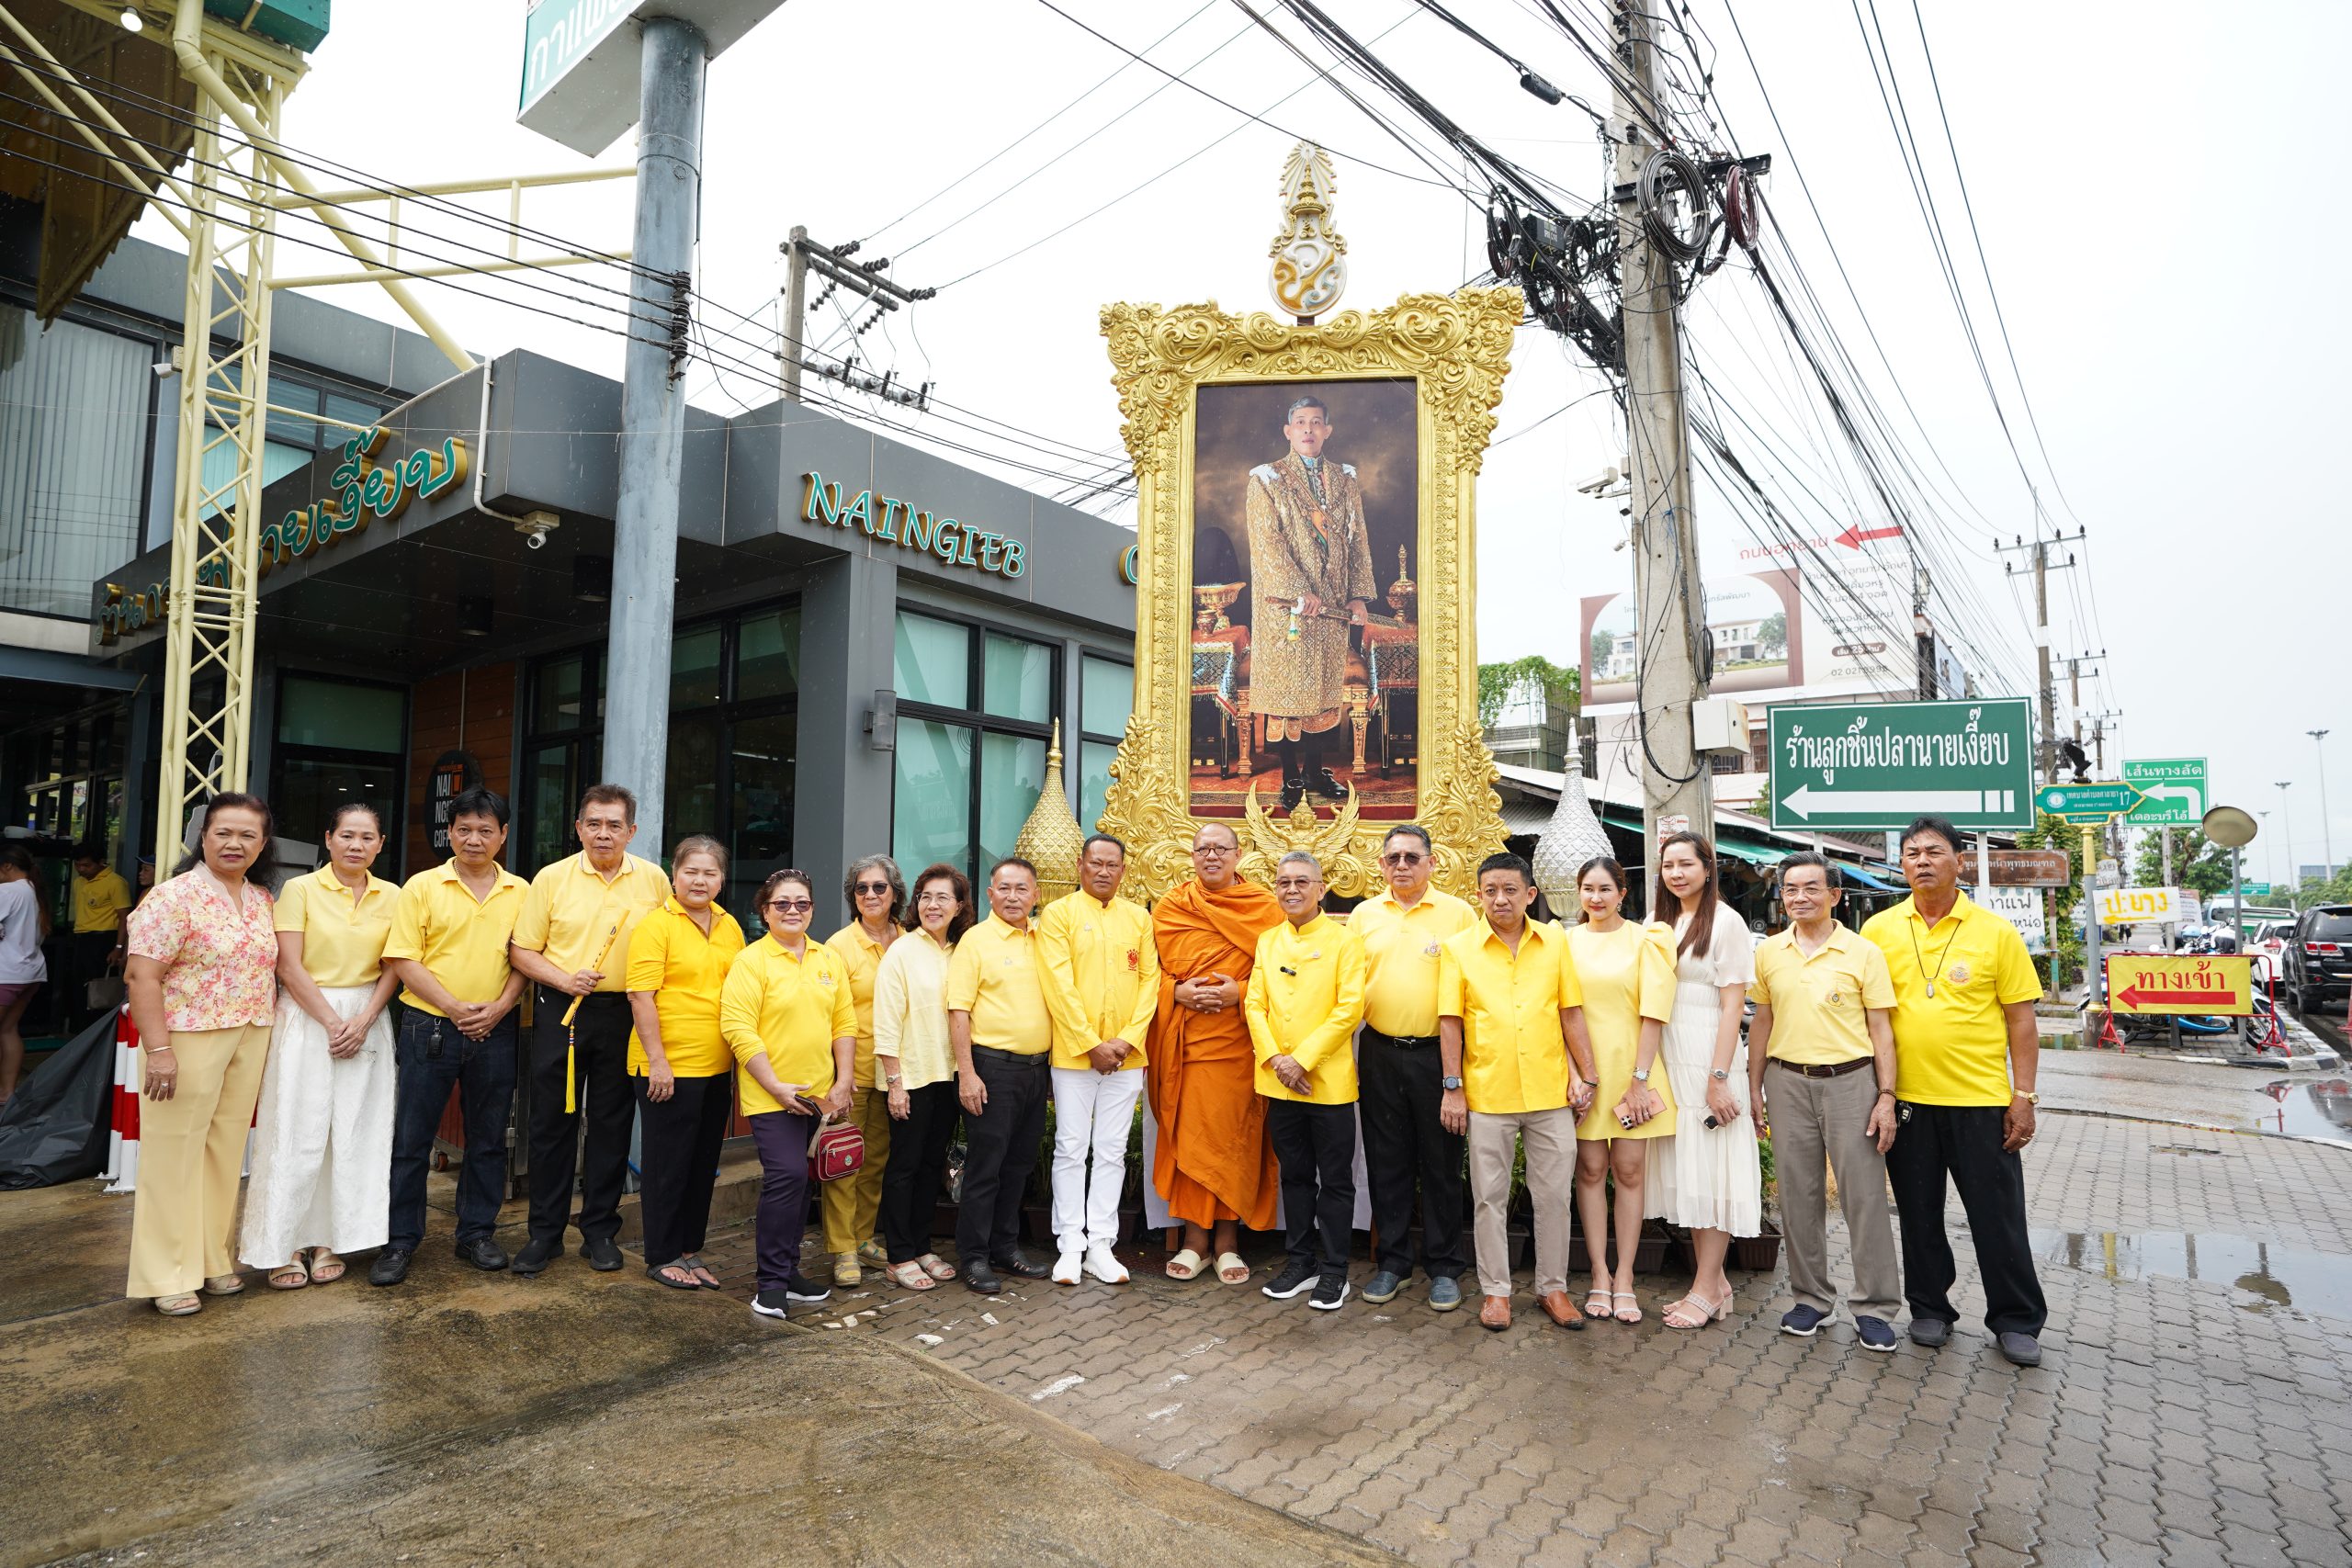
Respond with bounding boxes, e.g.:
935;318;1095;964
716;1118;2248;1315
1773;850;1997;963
2017;1089;2039;1106
1632;1066;1651;1083
1440;1075;1464;1090
1710;1068;1730;1081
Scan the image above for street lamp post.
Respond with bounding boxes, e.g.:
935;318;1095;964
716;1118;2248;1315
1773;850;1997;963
2259;809;2273;893
2310;729;2334;885
2275;782;2294;902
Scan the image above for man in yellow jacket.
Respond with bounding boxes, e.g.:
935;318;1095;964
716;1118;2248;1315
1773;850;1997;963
1037;834;1159;1286
1244;850;1366;1311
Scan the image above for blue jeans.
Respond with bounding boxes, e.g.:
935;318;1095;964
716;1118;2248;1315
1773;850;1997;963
387;1005;518;1252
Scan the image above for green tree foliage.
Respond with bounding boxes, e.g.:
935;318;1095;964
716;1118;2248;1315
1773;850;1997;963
2131;828;2233;899
1589;627;1612;677
2016;812;2086;988
1757;609;1787;657
1477;655;1579;728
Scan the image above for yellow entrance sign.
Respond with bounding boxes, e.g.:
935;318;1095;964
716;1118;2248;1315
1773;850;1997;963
2105;953;2255;1017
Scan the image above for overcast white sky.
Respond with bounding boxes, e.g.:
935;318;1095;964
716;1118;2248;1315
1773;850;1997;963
198;0;2349;885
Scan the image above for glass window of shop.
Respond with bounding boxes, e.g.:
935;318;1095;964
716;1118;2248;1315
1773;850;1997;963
199;369;393;521
1077;655;1132;834
0;310;152;618
521;605;798;914
271;674;406;859
6;705;127;853
890;611;1063;885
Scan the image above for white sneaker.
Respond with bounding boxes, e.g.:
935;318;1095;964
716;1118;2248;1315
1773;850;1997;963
1084;1242;1129;1284
1051;1247;1083;1285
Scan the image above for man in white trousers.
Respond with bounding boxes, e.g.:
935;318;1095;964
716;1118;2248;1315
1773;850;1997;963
1037;834;1160;1285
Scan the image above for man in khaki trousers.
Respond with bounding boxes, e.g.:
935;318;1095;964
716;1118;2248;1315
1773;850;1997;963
1748;853;1903;1351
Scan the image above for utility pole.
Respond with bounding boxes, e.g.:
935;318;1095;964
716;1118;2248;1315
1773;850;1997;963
1998;529;2084;784
1612;0;1712;850
605;17;707;858
2311;728;2335;880
777;231;938;408
2276;782;2295;899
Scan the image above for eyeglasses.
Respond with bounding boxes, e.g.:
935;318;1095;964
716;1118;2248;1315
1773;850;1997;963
853;881;893;896
1193;843;1234;856
1381;852;1426;866
766;897;813;913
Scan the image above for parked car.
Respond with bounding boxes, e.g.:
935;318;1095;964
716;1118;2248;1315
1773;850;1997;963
2282;905;2352;1015
2250;921;2294;985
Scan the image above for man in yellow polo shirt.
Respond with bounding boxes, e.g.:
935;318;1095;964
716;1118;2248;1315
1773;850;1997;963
69;849;134;1029
1438;852;1597;1333
1037;834;1159;1287
1748;852;1900;1350
1246;851;1366;1311
1860;816;2049;1368
1351;824;1480;1312
376;788;530;1286
507;784;672;1277
946;857;1054;1294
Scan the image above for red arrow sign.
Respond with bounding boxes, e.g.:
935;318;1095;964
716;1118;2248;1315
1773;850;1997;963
2117;983;2232;1009
1834;524;1904;549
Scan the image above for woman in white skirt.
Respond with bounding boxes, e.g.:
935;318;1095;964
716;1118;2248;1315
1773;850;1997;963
1646;830;1759;1329
240;803;401;1287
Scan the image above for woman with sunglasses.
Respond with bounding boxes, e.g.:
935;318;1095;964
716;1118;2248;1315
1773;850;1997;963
1566;855;1677;1325
720;868;856;1321
820;854;905;1286
873;863;974;1289
626;836;746;1292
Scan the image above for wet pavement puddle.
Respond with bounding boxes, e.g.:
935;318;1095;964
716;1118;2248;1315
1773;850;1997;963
2032;1227;2352;1313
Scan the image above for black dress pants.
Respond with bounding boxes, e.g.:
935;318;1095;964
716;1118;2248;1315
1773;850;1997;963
633;1070;733;1264
1359;1030;1467;1280
526;989;634;1244
1269;1098;1356;1274
955;1047;1047;1266
879;1080;960;1264
1884;1100;2049;1337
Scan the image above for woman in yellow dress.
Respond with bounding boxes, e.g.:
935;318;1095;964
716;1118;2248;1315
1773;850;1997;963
1566;855;1677;1324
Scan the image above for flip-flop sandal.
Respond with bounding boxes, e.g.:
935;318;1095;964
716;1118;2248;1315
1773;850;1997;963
1612;1292;1643;1325
1165;1247;1206;1280
306;1248;346;1285
1215;1251;1250;1285
154;1293;202;1316
678;1255;723;1290
889;1261;936;1291
267;1262;309;1290
647;1261;702;1291
918;1253;957;1281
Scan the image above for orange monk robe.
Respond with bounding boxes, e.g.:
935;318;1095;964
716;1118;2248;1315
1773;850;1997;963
1148;877;1286;1231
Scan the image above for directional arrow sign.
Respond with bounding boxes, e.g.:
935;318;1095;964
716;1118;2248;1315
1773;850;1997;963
2036;782;2145;822
1833;523;1905;549
2122;757;2209;827
2105;953;2253;1016
1768;698;2034;831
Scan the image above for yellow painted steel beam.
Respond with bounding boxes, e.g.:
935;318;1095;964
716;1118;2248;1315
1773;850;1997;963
262;165;636;209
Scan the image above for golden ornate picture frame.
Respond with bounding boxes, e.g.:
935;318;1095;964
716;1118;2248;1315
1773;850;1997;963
1097;288;1521;900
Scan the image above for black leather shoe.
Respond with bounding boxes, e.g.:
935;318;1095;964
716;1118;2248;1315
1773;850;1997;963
510;1237;558;1277
994;1252;1051;1280
964;1263;1002;1294
1278;776;1306;811
1908;1316;1951;1348
368;1248;412;1287
455;1236;508;1272
1308;767;1346;801
582;1236;625;1272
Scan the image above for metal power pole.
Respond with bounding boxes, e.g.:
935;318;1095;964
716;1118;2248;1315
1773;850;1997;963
1612;0;1712;849
605;17;707;858
2312;729;2335;879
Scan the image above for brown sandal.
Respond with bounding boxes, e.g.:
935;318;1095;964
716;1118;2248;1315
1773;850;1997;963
305;1248;346;1285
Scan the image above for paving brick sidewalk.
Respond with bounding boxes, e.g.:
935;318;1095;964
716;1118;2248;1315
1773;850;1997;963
695;1113;2352;1566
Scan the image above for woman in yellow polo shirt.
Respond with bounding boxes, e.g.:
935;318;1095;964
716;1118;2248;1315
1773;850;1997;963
627;836;746;1292
720;868;856;1321
1566;855;1678;1324
240;802;401;1290
820;853;904;1286
873;863;973;1290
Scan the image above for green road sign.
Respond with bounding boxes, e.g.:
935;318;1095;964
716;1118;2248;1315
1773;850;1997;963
2035;782;2146;823
2122;757;2209;827
2242;881;2273;897
1768;698;2035;831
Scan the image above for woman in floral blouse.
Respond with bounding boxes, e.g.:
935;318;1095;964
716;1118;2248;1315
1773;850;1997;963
124;793;281;1315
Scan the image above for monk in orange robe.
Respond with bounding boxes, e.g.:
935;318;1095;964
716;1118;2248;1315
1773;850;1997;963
1148;821;1284;1283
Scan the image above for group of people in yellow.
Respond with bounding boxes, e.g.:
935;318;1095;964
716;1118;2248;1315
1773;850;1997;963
117;782;2051;1367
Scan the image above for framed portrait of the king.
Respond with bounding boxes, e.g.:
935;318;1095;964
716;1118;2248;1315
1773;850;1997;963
1098;292;1519;901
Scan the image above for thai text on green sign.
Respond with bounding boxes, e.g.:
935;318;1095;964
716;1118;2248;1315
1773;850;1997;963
800;470;1027;579
260;427;470;578
1768;697;2034;830
519;0;635;114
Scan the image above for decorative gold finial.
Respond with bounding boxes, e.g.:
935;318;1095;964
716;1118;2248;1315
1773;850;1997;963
1015;718;1086;907
1269;142;1348;320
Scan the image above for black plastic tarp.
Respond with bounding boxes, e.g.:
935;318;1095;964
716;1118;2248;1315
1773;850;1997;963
0;1012;117;1189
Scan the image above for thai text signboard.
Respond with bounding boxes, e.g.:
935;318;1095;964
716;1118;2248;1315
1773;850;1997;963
2105;953;2254;1017
1768;697;2034;831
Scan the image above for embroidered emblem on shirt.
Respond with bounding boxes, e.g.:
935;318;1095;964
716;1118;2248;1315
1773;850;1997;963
1947;963;1970;986
1424;941;1442;956
1127;948;1140;971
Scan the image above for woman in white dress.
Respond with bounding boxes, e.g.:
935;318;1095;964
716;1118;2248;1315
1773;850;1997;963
239;803;401;1286
1646;830;1760;1329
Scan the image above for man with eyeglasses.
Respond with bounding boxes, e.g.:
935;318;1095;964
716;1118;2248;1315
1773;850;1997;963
1037;834;1159;1286
1147;821;1284;1284
946;858;1055;1294
1350;824;1479;1312
506;784;671;1278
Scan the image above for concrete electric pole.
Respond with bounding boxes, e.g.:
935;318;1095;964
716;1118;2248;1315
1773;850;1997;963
1612;0;1712;851
604;17;707;858
1998;529;2083;784
777;231;937;408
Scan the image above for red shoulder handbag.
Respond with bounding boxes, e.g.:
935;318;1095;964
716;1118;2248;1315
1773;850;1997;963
808;1111;865;1182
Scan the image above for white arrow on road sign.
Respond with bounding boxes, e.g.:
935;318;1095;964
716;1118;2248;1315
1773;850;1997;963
2141;784;2202;812
1783;784;2018;820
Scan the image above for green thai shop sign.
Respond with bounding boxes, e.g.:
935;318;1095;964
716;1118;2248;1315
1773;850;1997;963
260;426;470;577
